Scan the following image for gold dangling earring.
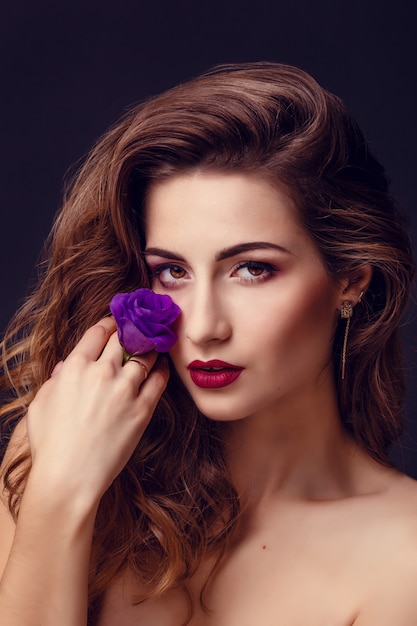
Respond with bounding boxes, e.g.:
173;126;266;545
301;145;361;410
340;301;353;380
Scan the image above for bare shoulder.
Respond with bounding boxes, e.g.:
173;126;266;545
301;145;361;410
365;469;417;548
354;471;417;625
381;470;417;521
383;472;417;569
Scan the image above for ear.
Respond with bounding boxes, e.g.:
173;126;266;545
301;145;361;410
337;264;373;309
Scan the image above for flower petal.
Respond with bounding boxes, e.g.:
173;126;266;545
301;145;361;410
110;288;181;355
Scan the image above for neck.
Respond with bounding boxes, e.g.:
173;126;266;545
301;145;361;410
223;380;366;507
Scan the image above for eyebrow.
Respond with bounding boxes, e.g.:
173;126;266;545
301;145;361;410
144;241;292;262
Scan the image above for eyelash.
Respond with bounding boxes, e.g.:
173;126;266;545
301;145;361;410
149;261;278;288
233;261;278;283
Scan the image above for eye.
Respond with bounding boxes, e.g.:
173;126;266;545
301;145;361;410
150;263;188;288
232;261;278;283
165;265;186;279
244;264;264;276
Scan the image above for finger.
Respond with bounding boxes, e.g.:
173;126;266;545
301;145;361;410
98;331;157;372
123;357;149;380
123;351;158;386
68;317;117;361
131;356;170;415
97;329;159;385
98;329;125;363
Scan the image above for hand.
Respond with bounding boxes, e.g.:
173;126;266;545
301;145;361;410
26;317;169;507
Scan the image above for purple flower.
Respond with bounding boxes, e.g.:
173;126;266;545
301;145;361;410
110;288;181;355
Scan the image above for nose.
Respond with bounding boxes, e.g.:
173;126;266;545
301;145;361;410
183;283;232;346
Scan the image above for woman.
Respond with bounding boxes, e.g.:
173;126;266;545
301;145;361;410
0;62;416;625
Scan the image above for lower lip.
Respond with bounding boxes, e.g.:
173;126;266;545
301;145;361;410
189;368;243;388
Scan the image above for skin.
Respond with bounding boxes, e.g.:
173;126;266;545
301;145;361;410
1;171;417;625
0;321;169;625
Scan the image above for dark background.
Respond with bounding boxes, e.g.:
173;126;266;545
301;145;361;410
1;0;416;472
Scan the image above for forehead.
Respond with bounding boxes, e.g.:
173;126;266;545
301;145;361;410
145;171;312;254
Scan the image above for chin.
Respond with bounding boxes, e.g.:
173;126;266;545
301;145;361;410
188;394;250;423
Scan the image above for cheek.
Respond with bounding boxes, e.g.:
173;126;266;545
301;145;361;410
168;320;188;367
258;280;338;361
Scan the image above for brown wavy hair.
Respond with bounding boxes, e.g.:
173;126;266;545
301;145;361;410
0;62;415;622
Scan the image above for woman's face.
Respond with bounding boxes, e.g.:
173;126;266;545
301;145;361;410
145;171;342;423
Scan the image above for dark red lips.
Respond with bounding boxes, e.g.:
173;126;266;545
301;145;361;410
188;360;244;388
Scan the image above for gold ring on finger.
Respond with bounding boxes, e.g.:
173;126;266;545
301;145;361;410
124;356;149;380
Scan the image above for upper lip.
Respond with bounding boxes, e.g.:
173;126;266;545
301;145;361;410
188;360;243;370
